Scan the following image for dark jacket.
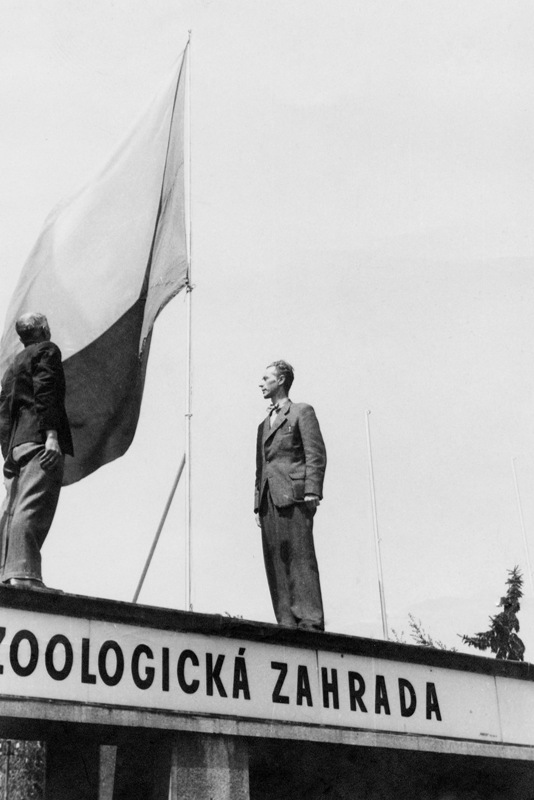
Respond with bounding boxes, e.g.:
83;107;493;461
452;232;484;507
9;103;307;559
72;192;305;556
0;340;73;459
255;400;326;511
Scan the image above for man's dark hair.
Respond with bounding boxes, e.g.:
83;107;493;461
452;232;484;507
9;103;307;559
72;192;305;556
268;360;295;392
15;312;50;345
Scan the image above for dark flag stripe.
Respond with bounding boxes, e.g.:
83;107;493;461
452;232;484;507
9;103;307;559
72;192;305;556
62;299;152;485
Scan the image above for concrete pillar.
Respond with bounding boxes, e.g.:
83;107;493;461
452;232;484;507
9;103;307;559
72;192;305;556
169;733;249;800
98;746;117;800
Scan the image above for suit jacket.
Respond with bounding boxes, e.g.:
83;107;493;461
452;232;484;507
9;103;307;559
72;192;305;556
255;400;326;511
0;340;74;459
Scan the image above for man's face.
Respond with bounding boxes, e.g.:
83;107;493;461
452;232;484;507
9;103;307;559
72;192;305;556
259;366;282;399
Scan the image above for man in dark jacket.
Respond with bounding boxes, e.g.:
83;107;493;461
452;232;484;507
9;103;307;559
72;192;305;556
0;312;73;589
255;360;326;631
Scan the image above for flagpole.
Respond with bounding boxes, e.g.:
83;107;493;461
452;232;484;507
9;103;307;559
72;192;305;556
511;457;534;595
184;33;193;612
366;410;389;639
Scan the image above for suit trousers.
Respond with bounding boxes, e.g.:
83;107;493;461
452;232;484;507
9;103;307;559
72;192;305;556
0;443;64;582
260;488;324;630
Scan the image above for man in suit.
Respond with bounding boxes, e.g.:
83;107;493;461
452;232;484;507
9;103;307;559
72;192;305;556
0;312;73;589
255;360;326;631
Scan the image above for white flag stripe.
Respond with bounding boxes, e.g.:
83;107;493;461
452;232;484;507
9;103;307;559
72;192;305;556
141;53;188;347
1;59;183;373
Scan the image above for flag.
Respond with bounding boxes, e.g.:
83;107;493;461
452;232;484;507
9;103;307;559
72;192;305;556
0;48;189;485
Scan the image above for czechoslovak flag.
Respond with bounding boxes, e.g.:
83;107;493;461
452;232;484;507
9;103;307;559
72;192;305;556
0;48;189;485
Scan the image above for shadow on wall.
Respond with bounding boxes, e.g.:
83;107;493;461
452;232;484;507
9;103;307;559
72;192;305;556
248;739;534;800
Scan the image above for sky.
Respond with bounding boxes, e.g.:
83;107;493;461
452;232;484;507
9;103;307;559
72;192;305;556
0;0;533;657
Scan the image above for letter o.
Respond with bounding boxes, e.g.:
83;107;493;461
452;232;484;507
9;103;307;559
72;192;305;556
10;630;39;677
98;641;124;686
45;635;73;681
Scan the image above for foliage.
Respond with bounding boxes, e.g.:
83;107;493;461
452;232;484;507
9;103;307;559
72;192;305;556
460;566;525;661
391;614;456;651
0;741;45;800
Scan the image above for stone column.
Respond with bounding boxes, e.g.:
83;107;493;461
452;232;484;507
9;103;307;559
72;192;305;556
98;746;117;800
169;733;249;800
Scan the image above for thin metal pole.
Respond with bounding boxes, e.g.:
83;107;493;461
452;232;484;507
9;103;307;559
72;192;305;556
511;457;534;595
133;455;186;603
185;285;192;612
3;742;9;800
366;410;389;639
184;33;193;612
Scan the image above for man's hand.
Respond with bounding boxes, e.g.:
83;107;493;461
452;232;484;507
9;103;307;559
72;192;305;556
255;513;261;528
40;430;62;472
304;494;321;509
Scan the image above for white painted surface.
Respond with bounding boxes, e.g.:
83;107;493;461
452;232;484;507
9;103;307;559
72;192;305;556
0;607;531;747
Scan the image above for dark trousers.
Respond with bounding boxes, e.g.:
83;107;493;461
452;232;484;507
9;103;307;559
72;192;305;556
260;488;324;630
0;443;64;582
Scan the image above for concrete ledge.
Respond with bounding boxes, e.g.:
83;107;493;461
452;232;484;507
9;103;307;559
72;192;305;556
0;696;532;762
0;585;531;681
0;586;532;761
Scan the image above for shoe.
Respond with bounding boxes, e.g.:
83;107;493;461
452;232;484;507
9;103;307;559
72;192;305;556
7;578;44;588
298;620;324;632
7;578;63;593
278;618;298;628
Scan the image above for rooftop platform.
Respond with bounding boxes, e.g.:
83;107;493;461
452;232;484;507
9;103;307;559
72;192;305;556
0;586;531;761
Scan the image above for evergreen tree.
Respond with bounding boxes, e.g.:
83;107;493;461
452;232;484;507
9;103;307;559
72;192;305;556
461;566;525;661
391;615;456;650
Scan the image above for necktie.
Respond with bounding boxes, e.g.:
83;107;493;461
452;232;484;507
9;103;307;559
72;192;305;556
268;403;279;427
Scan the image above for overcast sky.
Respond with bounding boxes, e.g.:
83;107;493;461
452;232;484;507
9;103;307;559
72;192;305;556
1;0;533;657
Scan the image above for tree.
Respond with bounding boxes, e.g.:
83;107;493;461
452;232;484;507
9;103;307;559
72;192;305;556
461;566;525;661
0;741;45;800
391;614;456;651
